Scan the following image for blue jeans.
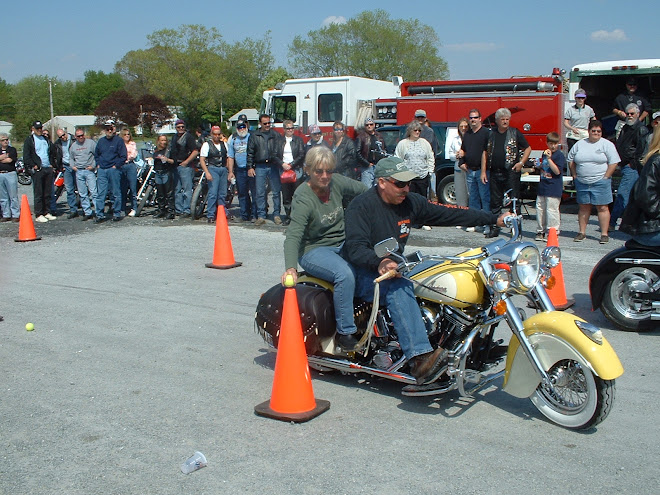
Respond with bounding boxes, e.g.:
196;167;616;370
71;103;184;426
121;162;138;213
354;266;432;359
255;163;281;219
63;165;78;213
235;167;256;220
76;169;97;216
175;165;193;214
466;169;490;211
610;165;639;225
96;167;122;219
0;171;20;218
206;166;228;219
360;165;375;187
299;245;357;335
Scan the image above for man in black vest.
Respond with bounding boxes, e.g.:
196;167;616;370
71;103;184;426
199;126;229;223
169;119;199;218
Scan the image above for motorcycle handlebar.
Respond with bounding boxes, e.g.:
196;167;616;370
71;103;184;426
374;269;398;283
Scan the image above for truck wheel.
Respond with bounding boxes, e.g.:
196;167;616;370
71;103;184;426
436;175;456;205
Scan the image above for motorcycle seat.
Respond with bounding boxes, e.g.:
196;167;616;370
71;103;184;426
625;238;660;253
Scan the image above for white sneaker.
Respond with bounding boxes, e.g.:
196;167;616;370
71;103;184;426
422;225;431;231
128;209;136;217
465;226;476;232
45;213;57;220
35;215;48;223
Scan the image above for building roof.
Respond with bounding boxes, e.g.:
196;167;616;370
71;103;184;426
43;115;97;130
228;109;259;123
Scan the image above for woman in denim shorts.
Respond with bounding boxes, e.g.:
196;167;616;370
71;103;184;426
567;120;621;243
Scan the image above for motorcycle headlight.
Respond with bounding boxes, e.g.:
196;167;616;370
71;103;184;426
542;246;561;269
512;246;541;291
488;269;511;293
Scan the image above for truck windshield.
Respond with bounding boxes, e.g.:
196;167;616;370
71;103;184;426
272;95;297;123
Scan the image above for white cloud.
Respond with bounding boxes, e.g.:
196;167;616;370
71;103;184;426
590;29;628;42
321;16;346;27
444;42;496;52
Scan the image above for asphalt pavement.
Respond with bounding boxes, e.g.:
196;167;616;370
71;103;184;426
1;185;659;494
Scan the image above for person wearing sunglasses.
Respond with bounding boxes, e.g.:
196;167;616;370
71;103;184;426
227;119;256;222
343;156;507;384
282;146;367;351
279;120;305;226
169;119;199;218
246;114;283;226
23;121;56;222
69;129;97;221
94;120;127;222
0;133;20;222
355;117;387;187
331;120;359;179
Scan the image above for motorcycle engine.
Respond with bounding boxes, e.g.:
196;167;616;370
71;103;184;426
424;304;474;350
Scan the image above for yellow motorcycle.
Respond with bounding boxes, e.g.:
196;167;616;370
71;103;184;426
256;216;623;430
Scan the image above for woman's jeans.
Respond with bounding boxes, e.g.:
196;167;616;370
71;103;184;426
299;245;357;335
121;161;138;213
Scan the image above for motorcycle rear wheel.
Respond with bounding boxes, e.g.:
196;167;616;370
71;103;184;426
135;185;154;217
191;181;208;220
18;173;32;186
530;358;615;430
601;266;659;332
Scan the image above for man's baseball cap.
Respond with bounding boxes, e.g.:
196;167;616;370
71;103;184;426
414;109;427;118
175;119;185;126
575;89;587;98
364;117;375;125
653;111;660;120
308;124;321;134
103;119;115;127
238;114;248;122
32;121;43;129
236;120;247;129
626;77;637;85
374;156;418;182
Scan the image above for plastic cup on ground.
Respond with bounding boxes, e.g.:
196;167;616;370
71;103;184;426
181;451;207;474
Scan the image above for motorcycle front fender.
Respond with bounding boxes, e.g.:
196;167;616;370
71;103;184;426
589;245;660;309
502;311;623;398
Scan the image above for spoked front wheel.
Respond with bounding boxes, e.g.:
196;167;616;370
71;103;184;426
530;358;615;430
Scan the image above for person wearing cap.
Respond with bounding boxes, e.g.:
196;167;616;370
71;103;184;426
69;129;97;221
94;120;127;222
227;119;256;222
564;88;595;151
199;126;229;223
305;124;329;153
613;78;651;137
342;156;506;384
648;111;660;147
236;113;250;132
414;109;439;156
23;121;56;222
169;119;199;218
0;133;20;222
355;118;387;187
246;114;283;225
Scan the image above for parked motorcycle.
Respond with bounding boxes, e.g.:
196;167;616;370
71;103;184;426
256;214;623;430
15;159;32;186
590;239;660;331
191;171;237;220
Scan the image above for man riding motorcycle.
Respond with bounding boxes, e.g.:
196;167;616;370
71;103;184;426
342;156;509;384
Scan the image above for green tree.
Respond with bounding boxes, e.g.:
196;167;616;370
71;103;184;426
288;10;449;81
71;70;125;114
136;94;172;136
11;76;51;142
252;67;293;109
115;24;275;127
0;78;16;123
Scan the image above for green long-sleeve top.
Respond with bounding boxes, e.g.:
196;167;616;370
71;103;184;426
284;174;368;270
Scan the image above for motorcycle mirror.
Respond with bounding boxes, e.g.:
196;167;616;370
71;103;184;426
375;237;399;258
502;189;513;208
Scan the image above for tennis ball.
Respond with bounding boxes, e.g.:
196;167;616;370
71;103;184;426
284;274;295;287
25;323;35;331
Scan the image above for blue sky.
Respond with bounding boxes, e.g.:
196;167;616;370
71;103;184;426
2;0;658;85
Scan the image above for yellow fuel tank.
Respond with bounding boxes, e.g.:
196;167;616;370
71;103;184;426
411;248;485;308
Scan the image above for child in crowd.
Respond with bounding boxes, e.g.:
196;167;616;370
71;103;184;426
535;132;566;241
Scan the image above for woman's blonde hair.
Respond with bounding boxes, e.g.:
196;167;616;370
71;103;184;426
303;146;336;174
644;125;660;163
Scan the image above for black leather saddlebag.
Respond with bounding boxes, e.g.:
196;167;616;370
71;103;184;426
255;283;335;354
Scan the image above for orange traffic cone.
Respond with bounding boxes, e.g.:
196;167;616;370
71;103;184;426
545;228;574;310
255;285;330;422
205;206;242;269
15;194;41;243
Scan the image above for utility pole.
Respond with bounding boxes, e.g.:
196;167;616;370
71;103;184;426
48;78;55;141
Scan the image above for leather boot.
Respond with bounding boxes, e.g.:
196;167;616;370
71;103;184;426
409;347;448;385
